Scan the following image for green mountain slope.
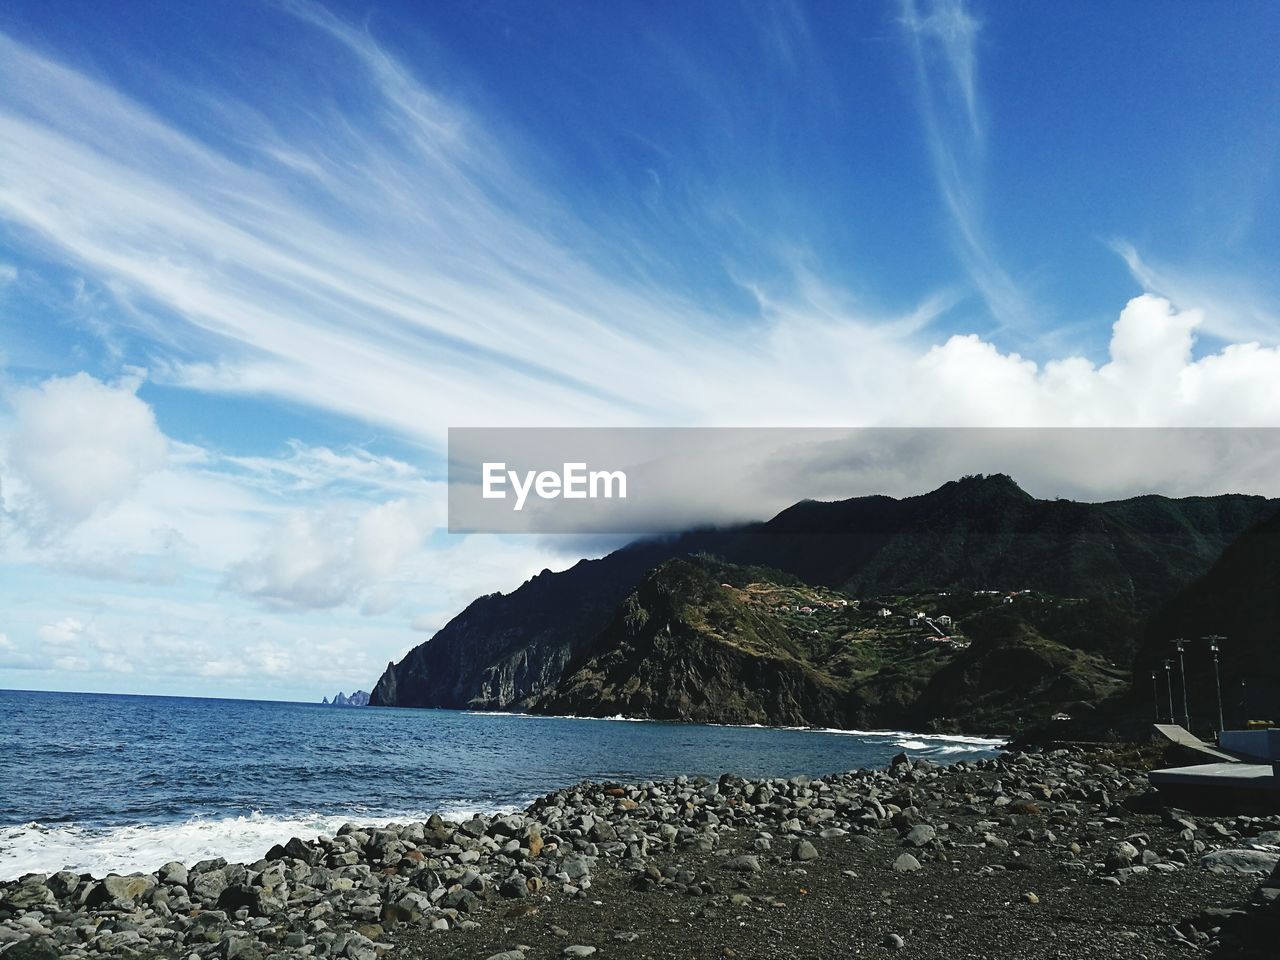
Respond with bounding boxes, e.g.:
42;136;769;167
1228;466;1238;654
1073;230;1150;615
532;557;1128;732
370;476;1277;730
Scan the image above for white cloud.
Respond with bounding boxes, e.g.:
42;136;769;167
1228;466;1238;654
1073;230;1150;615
36;616;88;647
100;653;134;674
226;498;435;610
1113;240;1280;344
4;373;167;531
1;8;1279;702
911;295;1280;426
900;0;982;136
225;442;432;497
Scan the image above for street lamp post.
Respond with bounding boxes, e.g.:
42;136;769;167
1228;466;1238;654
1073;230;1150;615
1203;635;1226;735
1173;638;1190;730
1162;660;1175;727
1151;672;1160;722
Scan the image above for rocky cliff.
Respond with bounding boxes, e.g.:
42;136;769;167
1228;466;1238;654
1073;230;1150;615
529;556;1128;732
323;690;370;707
370;476;1279;729
533;559;854;726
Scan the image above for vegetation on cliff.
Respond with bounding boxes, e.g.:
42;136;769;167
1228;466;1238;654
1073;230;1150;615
370;476;1279;733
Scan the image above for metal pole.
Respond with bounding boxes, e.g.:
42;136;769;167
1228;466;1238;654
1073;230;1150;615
1203;635;1226;734
1151;672;1160;722
1174;638;1191;730
1163;660;1175;726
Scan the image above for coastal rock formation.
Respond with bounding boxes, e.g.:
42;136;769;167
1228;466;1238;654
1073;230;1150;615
371;477;1279;729
534;559;855;726
532;557;1128;731
322;691;370;707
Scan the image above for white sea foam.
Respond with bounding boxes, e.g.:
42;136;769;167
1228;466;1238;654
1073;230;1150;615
0;803;519;881
460;710;1007;747
461;710;654;723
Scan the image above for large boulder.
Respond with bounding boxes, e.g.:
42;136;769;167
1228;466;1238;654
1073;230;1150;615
191;867;229;903
2;877;55;910
101;873;157;902
1;938;61;960
1201;849;1280;876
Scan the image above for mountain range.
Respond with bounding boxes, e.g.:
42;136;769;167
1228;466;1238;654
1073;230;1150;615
369;475;1280;733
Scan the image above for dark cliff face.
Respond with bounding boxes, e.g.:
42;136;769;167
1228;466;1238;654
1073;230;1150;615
369;540;690;709
1136;508;1280;725
532;560;852;727
370;477;1279;726
894;612;1128;730
531;557;1130;732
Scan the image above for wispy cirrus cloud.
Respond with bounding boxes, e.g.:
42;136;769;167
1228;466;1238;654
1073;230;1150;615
1111;240;1280;345
0;11;943;443
899;0;1029;331
3;3;1280;701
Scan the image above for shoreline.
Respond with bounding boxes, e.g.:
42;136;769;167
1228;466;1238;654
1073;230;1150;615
0;709;1004;882
458;708;1011;744
3;746;1278;959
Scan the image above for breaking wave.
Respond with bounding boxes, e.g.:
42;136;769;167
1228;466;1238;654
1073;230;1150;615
0;802;520;880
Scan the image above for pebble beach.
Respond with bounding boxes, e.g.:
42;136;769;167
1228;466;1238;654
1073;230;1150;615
3;746;1278;960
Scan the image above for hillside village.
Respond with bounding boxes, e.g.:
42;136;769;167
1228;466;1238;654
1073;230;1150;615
724;578;1082;658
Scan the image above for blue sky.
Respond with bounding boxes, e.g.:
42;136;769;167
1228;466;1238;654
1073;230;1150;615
1;0;1279;700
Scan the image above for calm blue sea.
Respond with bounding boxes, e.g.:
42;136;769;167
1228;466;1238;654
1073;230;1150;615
0;689;1003;879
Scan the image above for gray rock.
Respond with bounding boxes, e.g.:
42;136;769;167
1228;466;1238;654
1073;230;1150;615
905;824;937;848
192;867;229;902
793;839;818;861
563;948;597;958
344;933;379;960
101;872;157;902
726;855;762;873
885;933;906;949
1105;841;1140;871
1200;849;1280;875
892;853;922;873
46;871;80;899
3;877;55;910
223;938;265;960
561;856;592;880
0;938;61;960
96;930;142;950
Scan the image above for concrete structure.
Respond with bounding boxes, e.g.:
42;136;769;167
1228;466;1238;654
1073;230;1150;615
1149;726;1280;812
1219;728;1280;764
1152;723;1239;763
1148;761;1279;812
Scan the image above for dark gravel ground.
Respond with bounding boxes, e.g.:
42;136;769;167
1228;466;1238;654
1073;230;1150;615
394;812;1263;960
